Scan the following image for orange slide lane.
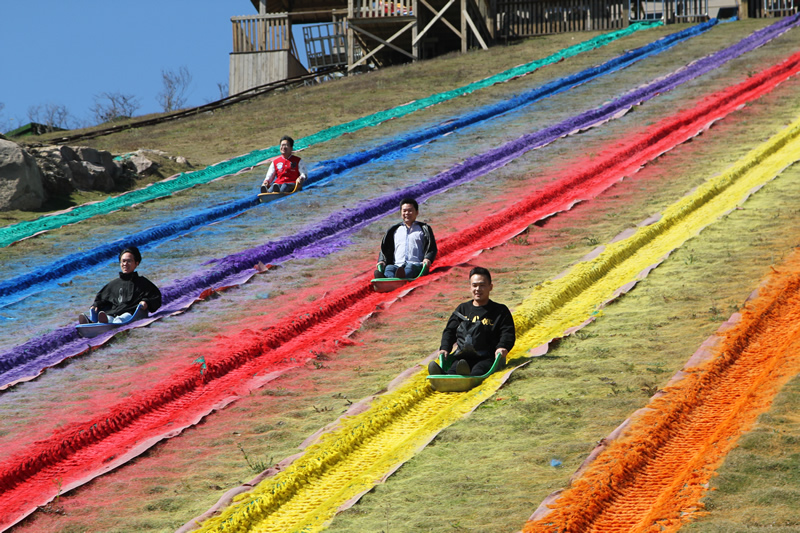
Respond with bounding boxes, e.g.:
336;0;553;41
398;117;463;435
525;250;800;532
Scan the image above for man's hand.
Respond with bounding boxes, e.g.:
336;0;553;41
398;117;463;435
437;349;448;358
422;258;431;267
495;348;508;364
139;301;148;311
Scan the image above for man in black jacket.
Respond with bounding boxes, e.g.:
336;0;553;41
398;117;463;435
375;198;437;279
429;267;516;376
78;246;162;324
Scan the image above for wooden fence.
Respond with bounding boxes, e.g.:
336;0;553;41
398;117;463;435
231;14;294;53
349;0;414;18
749;0;797;17
496;0;626;39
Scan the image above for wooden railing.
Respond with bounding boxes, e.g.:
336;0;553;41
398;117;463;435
231;13;293;53
349;0;414;18
496;0;625;38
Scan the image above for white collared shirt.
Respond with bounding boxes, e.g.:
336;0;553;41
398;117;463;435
393;222;425;265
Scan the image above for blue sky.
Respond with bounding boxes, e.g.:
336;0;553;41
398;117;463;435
0;1;310;133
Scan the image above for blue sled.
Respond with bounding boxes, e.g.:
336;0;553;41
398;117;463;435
76;304;148;339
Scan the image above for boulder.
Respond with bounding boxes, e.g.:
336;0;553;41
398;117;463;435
59;145;80;162
66;160;115;191
29;145;74;197
128;152;157;175
0;139;45;210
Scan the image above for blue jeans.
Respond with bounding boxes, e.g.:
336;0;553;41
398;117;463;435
384;263;423;279
268;183;295;193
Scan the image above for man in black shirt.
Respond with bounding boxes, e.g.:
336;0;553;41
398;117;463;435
78;246;161;324
429;266;516;376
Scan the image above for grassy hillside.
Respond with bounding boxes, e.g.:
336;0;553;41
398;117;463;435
5;18;800;532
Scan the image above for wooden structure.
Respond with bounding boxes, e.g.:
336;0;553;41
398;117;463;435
231;0;494;92
747;0;797;17
496;0;626;39
230;4;310;94
230;0;794;93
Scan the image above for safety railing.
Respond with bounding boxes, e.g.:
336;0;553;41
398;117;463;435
304;23;349;69
350;0;414;18
231;13;295;53
496;0;626;39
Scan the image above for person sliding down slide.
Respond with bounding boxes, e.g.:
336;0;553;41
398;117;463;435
429;267;515;377
78;246;161;325
261;135;308;193
374;198;437;279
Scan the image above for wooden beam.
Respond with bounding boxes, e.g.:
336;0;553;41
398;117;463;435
464;9;488;49
461;0;467;52
412;0;458;45
412;0;419;59
348;21;417;69
419;0;461;37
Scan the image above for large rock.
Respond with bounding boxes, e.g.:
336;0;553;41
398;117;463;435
0;139;45;210
30;145;74;197
128;152;157;175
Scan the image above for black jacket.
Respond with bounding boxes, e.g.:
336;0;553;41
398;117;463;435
93;271;162;316
378;222;437;265
439;299;516;360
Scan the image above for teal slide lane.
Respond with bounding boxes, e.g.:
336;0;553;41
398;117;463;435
0;21;661;248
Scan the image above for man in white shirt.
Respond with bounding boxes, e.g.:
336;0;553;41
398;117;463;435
375;198;438;279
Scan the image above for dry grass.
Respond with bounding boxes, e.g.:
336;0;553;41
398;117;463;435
7;18;800;533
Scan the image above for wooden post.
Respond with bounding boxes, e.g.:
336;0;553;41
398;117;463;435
259;0;267;14
347;0;355;73
461;0;467;53
412;0;419;60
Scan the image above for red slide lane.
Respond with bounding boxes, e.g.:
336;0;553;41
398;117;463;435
3;49;800;532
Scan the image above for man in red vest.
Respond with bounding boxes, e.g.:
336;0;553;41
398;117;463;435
261;135;308;193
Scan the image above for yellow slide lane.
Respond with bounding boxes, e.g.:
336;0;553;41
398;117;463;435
196;116;800;533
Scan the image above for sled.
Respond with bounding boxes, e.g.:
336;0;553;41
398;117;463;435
370;263;429;292
426;352;505;392
76;304;148;339
258;181;301;203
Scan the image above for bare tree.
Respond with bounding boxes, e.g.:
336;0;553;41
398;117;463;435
27;103;73;131
217;82;228;100
157;66;193;112
90;92;141;124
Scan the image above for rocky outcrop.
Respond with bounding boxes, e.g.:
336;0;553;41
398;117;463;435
2;140;192;210
0;140;45;211
28;144;130;194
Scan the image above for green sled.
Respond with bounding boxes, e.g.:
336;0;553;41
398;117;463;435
426;352;505;392
370;263;428;293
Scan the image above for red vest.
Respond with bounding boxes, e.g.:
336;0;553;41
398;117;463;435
272;155;302;184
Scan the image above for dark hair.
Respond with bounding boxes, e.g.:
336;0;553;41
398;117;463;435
469;266;491;284
119;246;142;264
280;135;294;148
399;198;418;211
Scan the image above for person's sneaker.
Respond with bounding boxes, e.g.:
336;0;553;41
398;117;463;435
260;185;268;193
98;311;109;324
78;314;89;324
396;267;406;279
427;361;443;375
373;269;384;279
454;359;470;376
